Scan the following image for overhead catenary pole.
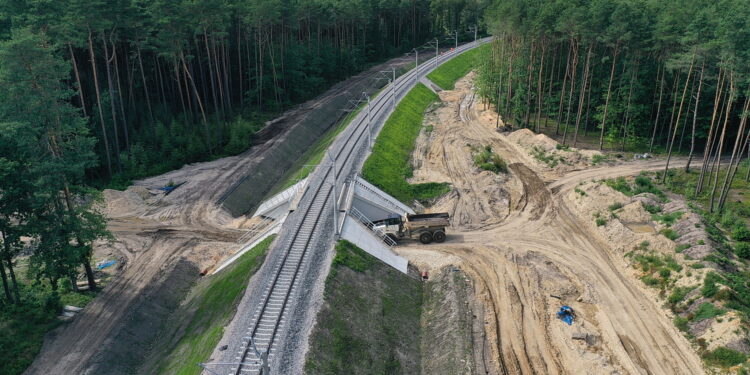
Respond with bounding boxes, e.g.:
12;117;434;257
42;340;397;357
365;92;372;147
413;49;419;84
391;67;396;110
327;151;339;235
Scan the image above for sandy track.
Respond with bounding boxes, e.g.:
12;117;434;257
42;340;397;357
399;75;703;374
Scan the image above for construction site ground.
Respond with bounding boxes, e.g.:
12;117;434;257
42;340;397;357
397;72;706;374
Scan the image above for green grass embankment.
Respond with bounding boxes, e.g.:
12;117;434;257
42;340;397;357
142;235;275;375
426;44;488;90
305;241;423;374
361;83;449;204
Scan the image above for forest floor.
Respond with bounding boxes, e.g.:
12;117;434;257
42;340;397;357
396;73;707;374
22;52;423;375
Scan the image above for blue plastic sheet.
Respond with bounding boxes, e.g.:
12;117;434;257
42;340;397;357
97;260;117;270
556;305;574;326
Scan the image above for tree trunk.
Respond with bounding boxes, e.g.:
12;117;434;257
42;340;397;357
0;242;13;303
534;39;547;132
562;39;579;144
88;31;113;177
598;43;619;150
136;43;154;124
718;94;750;211
696;67;725;194
68;43;87;117
101;31;122;172
573;44;592;146
111;38;130;152
556;41;572;135
649;63;665;152
180;50;212;154
686;62;704;172
709;74;735;212
661;54;695;183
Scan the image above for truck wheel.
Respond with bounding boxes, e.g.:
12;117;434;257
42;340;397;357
433;231;446;243
419;232;433;244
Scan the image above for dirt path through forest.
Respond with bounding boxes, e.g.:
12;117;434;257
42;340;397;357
399;74;704;374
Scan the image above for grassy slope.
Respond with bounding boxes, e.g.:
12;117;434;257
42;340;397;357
140;235;274;375
305;241;423;374
362;83;448;204
427;45;487;90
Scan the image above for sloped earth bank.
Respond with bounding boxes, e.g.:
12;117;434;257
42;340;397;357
398;73;705;374
23;53;422;375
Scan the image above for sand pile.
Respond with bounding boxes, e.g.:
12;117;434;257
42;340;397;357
507;128;602;173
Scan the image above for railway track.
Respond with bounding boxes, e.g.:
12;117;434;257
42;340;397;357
227;38;491;375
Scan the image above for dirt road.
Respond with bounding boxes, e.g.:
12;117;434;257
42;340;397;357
399;74;705;374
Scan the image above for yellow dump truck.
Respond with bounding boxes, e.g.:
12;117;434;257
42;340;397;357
372;213;450;244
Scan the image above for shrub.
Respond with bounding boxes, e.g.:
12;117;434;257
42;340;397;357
555;143;570;151
608;202;623;211
659;268;672;278
674;316;689;332
692;302;726;321
592;154;607;165
652;211;683;227
702;272;721;298
675;244;691;253
575;188;586;196
732;225;750;242
660;228;679;241
472;145;508;174
703;347;747;367
643;203;662;214
735;242;750;259
668;286;695;304
596;217;607;227
606;177;631;194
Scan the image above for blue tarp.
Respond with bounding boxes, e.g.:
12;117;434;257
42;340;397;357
556;305;574;325
97;260;117;270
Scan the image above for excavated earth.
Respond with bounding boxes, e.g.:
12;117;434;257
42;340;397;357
398;73;706;375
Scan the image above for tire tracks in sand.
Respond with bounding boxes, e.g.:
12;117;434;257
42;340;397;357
398;73;704;375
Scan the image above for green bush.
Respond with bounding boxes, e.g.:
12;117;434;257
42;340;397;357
732;225;750;242
608;202;623;211
668;286;695;304
473;145;508;174
652;211;684;227
692;302;726;321
675;244;691;253
592;154;607;165
703;347;747;367
660;228;679;241
702;272;722;298
596;217;607;227
735;242;750;259
674;316;689;332
642;203;662;214
362;84;445;203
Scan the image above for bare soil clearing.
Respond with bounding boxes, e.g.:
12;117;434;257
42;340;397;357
24;54;419;375
397;74;705;374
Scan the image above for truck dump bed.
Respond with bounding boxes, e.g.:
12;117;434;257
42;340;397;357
405;213;450;230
